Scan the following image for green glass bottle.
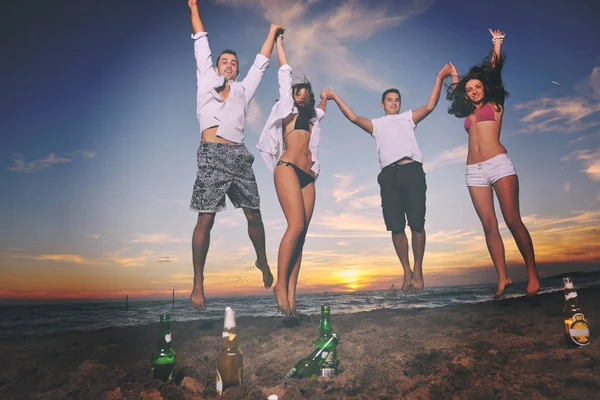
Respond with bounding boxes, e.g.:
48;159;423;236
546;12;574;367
286;334;339;379
314;305;339;376
151;314;176;381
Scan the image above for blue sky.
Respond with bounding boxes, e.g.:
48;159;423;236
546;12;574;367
1;0;600;299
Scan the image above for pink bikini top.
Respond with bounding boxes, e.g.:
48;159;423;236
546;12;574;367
464;103;496;132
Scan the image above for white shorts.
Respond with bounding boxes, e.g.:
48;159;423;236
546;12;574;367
466;153;517;187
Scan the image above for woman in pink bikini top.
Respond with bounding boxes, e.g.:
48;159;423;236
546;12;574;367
444;29;541;299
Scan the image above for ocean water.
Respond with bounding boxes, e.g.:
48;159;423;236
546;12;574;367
1;274;599;339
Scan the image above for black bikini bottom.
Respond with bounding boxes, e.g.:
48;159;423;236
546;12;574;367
276;160;315;188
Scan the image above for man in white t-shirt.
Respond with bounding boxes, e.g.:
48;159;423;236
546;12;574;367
326;64;452;293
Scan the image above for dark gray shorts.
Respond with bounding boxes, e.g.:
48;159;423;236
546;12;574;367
377;161;427;232
190;141;260;213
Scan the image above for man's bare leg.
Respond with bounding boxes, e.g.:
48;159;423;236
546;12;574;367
191;212;215;310
242;207;274;288
411;228;426;293
391;230;413;292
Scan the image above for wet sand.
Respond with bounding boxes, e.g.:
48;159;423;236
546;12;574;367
1;287;598;400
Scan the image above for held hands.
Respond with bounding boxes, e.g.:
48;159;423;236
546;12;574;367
320;89;328;101
325;89;337;100
449;62;458;77
271;24;286;37
188;0;197;10
437;64;453;80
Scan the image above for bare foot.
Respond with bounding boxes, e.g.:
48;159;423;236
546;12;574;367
412;273;424;293
526;271;540;296
288;294;297;317
273;285;290;315
401;271;413;292
494;276;513;298
255;260;274;289
190;281;206;310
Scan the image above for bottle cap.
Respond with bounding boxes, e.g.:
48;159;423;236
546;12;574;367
224;307;236;329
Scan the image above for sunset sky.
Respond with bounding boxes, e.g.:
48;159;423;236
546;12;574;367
1;0;600;300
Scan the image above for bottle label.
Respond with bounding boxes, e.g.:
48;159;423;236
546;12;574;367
165;333;171;343
566;313;590;346
216;369;223;394
565;292;577;301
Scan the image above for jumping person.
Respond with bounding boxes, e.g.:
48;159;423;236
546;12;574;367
187;0;282;309
446;29;540;298
326;63;452;293
257;32;328;315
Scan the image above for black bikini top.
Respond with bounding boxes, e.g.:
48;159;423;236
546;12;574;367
294;113;312;131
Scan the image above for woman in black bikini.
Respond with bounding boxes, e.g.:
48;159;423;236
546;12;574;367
257;31;328;316
446;29;540;298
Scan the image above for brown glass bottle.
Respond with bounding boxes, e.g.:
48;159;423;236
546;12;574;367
216;307;243;395
563;277;590;346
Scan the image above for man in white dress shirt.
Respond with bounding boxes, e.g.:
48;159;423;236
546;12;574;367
187;0;283;310
326;64;452;293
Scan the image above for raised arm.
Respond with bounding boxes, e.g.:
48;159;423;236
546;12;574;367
411;64;452;125
188;0;205;34
449;62;460;86
316;89;328;115
260;24;285;60
489;28;505;69
241;24;284;104
326;89;373;135
276;35;288;67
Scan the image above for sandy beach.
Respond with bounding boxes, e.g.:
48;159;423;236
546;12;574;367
1;286;598;400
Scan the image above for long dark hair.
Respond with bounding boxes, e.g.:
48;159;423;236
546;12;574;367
447;51;508;118
291;79;316;120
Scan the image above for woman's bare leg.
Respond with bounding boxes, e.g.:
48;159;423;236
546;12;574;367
493;175;540;295
287;182;316;315
273;165;306;314
469;186;512;297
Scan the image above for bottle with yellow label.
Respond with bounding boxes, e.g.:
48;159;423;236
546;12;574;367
216;307;243;395
563;277;590;346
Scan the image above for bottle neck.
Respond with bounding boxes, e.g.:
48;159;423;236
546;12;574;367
221;327;239;349
158;323;172;349
564;287;578;301
320;311;332;335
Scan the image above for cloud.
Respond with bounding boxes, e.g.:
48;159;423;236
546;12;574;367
246;99;263;131
130;233;189;244
552;81;562;86
569;132;600;144
214;0;434;92
425;145;468;171
348;195;380;210
563;182;571;192
561;148;600;181
330;174;372;203
9;150;95;173
86;234;100;240
63;150;96;159
514;67;600;134
581;66;600;98
10;153;70;173
35;254;86;263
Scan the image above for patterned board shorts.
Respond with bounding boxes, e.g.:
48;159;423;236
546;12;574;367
190;141;260;213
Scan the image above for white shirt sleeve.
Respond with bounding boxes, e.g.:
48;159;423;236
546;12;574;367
241;54;270;105
192;32;219;83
